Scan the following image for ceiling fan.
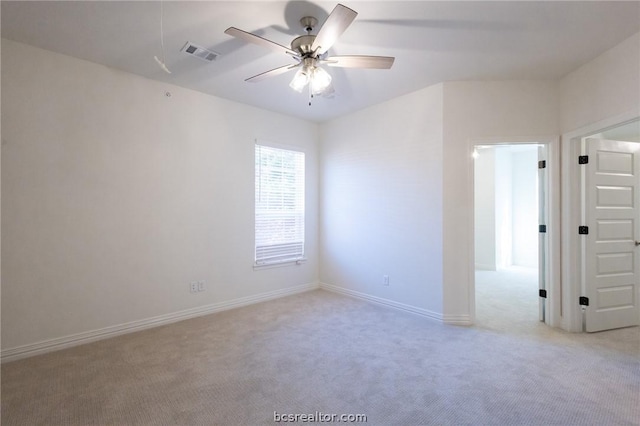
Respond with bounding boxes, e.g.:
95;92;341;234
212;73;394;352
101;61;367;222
224;3;394;100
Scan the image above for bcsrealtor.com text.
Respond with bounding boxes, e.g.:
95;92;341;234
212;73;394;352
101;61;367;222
274;411;367;423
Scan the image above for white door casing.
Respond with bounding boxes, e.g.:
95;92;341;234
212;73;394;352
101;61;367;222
583;138;640;332
470;136;560;328
538;145;548;322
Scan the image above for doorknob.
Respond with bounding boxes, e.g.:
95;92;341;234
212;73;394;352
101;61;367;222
636;241;640;246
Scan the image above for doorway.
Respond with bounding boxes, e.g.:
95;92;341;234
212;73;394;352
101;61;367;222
562;117;640;332
473;144;545;330
577;120;639;332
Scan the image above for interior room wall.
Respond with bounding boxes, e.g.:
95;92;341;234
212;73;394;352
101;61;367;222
319;30;639;327
493;147;513;270
474;145;538;272
3;28;637;356
442;81;559;323
593;120;640;142
559;32;639;332
510;148;538;268
1;39;320;353
560;32;640;133
473;149;496;271
319;84;444;317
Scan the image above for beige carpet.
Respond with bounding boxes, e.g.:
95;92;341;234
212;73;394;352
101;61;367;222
2;284;639;425
476;266;546;335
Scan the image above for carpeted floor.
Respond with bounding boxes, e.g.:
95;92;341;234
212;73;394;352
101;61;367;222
476;266;543;334
2;278;639;425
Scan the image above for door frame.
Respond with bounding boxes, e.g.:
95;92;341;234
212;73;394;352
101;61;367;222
561;110;640;332
468;135;561;327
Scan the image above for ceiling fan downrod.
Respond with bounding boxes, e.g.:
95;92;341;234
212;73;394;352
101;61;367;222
300;16;318;34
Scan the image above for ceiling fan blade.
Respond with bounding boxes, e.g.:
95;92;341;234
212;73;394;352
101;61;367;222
224;27;299;57
245;64;299;82
324;55;395;69
311;4;357;55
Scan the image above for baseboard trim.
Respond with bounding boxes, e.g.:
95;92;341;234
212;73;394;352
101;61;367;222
1;282;319;363
475;263;496;271
319;282;443;322
442;315;473;326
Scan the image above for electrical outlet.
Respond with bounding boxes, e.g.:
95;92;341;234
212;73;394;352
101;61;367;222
198;280;205;292
383;275;390;286
190;281;198;293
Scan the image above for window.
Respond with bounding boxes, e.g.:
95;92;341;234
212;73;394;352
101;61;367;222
255;143;305;266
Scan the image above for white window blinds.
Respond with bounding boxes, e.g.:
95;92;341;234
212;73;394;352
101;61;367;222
255;143;305;265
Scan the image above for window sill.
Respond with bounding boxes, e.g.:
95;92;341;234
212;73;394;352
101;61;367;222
253;258;307;270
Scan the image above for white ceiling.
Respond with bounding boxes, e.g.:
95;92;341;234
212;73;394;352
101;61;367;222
2;1;639;123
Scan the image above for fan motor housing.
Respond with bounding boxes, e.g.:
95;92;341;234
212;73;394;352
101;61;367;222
291;35;316;55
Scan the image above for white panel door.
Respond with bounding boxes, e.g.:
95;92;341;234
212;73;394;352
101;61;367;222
584;138;640;332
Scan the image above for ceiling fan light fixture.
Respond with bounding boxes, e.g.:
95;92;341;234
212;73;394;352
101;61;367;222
310;66;332;95
289;67;310;92
226;4;394;101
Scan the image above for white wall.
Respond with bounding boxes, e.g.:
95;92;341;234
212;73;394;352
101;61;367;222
494;147;513;270
319;31;639;326
560;32;640;133
474;145;538;271
319;84;444;317
1;40;319;352
559;32;640;332
442;81;559;322
473;149;496;270
4;28;638;353
511;148;538;268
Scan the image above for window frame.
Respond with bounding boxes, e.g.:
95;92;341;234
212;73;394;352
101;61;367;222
254;140;306;269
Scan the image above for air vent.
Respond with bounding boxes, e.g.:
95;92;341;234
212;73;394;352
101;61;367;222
181;42;219;62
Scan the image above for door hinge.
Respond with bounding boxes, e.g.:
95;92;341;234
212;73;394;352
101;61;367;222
538;160;546;169
579;296;589;306
539;225;547;233
578;155;589;164
579;226;589;235
539;289;547;298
